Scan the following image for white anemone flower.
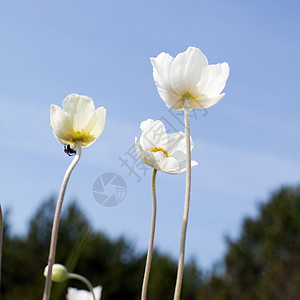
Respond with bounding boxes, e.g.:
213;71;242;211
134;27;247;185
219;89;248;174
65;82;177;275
150;46;229;110
50;93;106;148
135;119;198;174
66;286;102;300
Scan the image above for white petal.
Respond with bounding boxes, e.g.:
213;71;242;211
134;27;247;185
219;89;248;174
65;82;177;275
164;132;194;155
136;137;183;173
151;53;181;108
140;119;155;134
135;137;159;169
171;150;186;162
164;132;185;153
66;285;102;300
150;52;174;92
156;155;181;174
135;137;144;157
200;62;229;96
93;286;102;300
170;47;208;96
191;94;225;110
62;94;96;131
50;105;75;145
156;88;183;110
140;119;167;151
175;160;198;174
135;137;150;163
135;118;198;174
82;107;106;147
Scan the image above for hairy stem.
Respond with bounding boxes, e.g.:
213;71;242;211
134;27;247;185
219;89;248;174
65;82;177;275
141;168;158;300
68;273;96;300
174;99;191;300
43;141;82;300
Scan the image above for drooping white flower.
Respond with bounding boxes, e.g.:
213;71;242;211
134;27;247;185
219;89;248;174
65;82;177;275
50;93;106;148
66;286;102;300
150;46;229;110
135;119;198;174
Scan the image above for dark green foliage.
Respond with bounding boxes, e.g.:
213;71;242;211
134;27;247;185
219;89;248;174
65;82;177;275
6;185;299;299
198;185;300;299
1;197;202;299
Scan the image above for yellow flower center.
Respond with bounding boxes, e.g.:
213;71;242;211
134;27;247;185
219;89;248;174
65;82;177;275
73;131;94;142
182;92;197;99
151;147;170;157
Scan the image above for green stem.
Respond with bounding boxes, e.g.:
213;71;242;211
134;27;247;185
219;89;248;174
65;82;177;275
43;141;82;300
141;168;158;300
174;99;191;300
68;273;96;300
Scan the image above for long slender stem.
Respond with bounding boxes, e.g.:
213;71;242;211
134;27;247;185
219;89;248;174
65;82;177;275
0;204;3;300
174;99;191;300
141;168;158;300
43;141;82;300
68;273;96;300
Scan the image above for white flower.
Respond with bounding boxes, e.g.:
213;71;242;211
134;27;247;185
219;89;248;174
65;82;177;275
67;286;102;300
150;46;229;110
50;93;106;148
135;119;198;174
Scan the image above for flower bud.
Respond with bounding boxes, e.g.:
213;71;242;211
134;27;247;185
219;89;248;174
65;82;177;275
44;264;69;283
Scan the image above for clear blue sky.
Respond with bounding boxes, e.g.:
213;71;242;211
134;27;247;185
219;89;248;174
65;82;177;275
0;0;299;270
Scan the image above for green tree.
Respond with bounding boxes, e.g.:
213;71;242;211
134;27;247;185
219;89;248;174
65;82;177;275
2;197;202;299
198;185;300;300
2;197;91;299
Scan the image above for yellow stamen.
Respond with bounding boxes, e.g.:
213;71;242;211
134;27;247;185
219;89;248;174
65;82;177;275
151;147;170;157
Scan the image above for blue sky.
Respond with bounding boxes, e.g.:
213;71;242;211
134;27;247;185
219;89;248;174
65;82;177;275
0;0;299;270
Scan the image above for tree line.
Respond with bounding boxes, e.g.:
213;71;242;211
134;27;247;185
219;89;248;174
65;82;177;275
2;185;300;299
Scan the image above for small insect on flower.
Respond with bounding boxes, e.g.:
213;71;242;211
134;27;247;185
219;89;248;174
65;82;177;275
64;144;76;156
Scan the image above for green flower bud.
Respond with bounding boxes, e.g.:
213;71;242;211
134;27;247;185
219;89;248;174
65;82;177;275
44;264;69;283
